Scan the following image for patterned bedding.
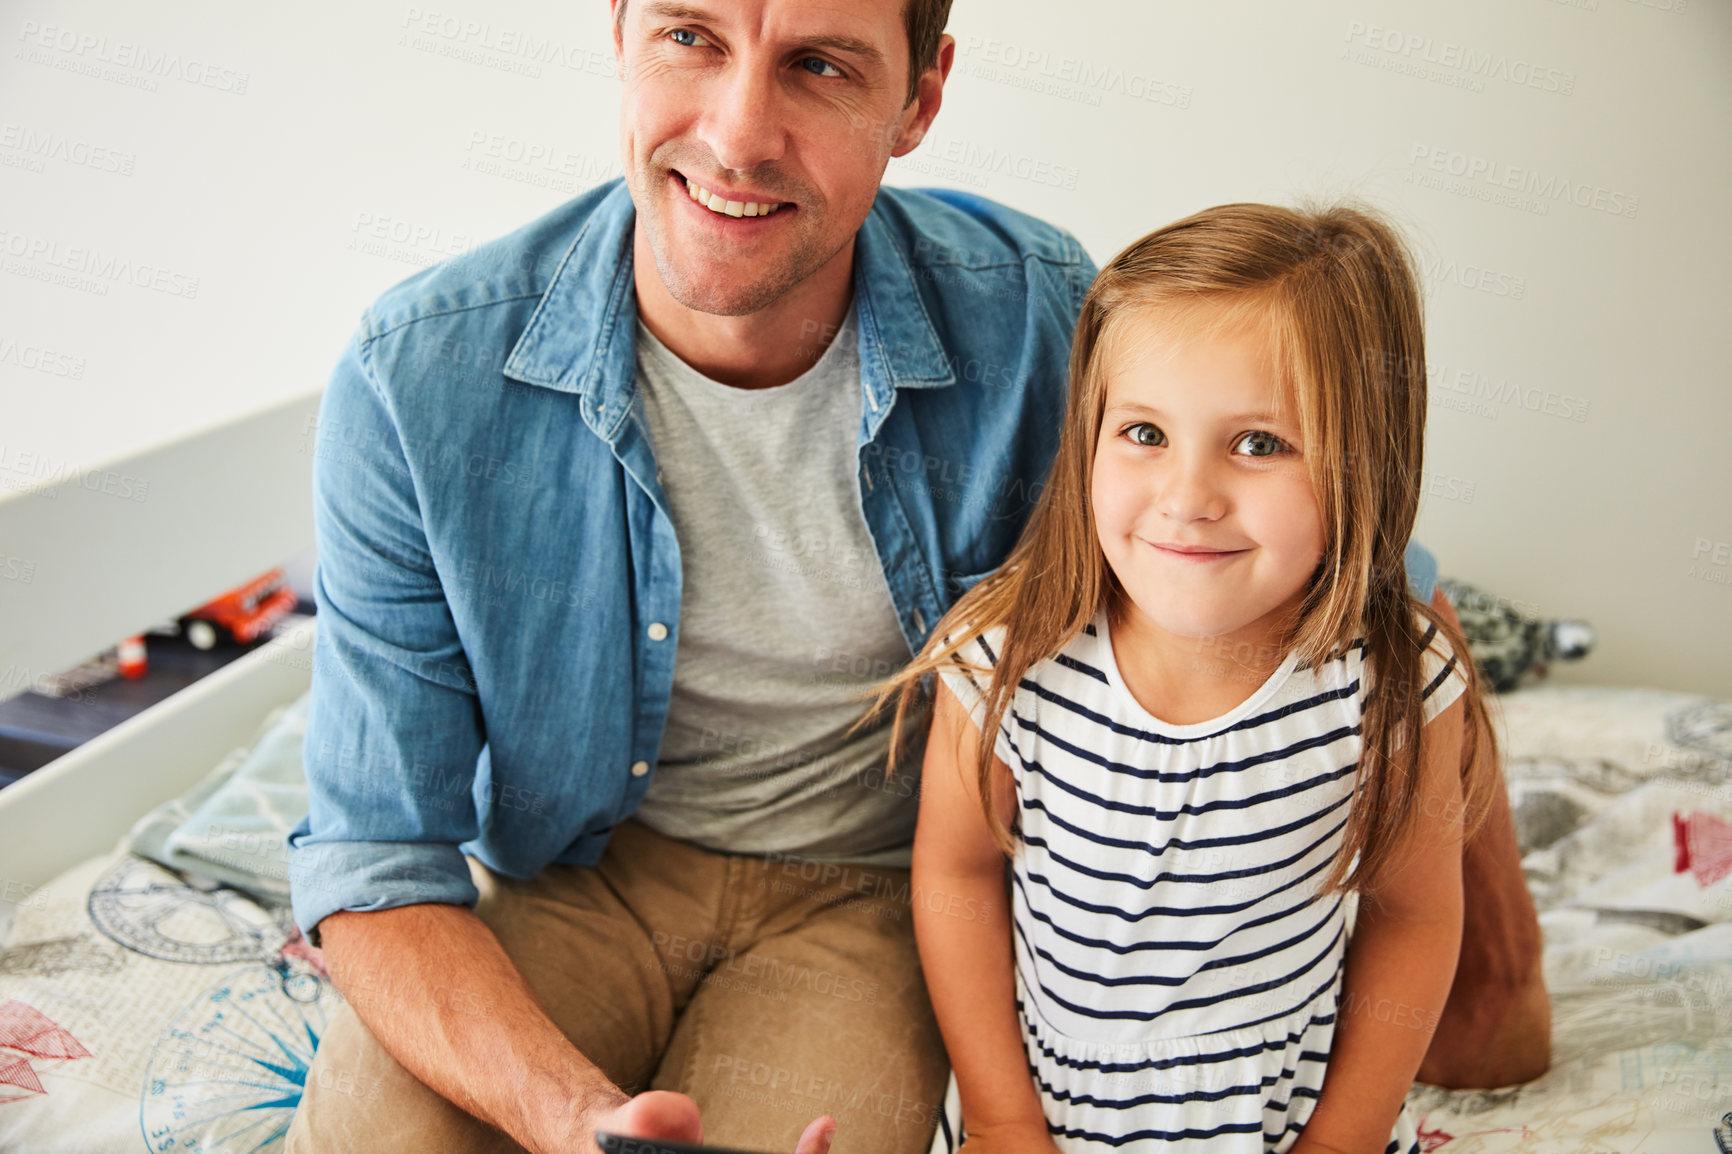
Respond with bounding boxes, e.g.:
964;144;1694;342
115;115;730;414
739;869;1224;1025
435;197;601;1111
0;853;333;1151
1;685;1729;1153
1399;688;1732;1154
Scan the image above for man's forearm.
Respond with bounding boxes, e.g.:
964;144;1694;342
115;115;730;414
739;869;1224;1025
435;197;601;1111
318;902;625;1153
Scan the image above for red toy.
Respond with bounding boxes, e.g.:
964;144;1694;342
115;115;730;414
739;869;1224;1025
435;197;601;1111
180;569;298;650
117;636;148;679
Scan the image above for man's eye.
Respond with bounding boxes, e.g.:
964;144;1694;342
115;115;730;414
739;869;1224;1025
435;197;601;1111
668;29;708;48
1234;431;1289;457
1125;423;1166;448
799;56;843;78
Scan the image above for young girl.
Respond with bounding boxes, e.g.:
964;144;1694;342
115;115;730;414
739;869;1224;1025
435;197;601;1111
881;204;1496;1154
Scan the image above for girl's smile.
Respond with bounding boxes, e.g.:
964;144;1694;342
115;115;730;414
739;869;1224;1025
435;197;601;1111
1143;540;1251;560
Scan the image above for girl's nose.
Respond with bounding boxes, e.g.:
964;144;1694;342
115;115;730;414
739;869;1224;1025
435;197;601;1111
1154;458;1228;523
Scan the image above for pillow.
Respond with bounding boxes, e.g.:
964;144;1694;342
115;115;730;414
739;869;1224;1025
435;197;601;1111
125;692;311;905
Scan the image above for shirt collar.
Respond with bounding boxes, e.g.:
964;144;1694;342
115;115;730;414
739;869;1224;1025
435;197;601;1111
503;180;956;432
851;200;955;394
501;181;637;434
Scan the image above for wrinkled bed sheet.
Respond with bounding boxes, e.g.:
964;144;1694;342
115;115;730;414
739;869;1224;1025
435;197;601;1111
1;686;1729;1153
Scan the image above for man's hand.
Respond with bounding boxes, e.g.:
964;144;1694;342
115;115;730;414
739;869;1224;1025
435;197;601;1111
319;900;841;1154
586;1091;698;1149
588;1093;836;1154
320;902;641;1154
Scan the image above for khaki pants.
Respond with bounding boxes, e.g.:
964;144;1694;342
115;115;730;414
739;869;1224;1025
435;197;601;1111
285;820;949;1154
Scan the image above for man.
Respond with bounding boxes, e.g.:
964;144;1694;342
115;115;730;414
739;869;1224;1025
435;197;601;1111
286;3;1546;1152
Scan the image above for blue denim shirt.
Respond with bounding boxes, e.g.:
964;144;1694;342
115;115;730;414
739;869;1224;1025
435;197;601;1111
286;178;1439;939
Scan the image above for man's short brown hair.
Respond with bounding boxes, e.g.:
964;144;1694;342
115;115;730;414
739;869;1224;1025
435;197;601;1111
901;0;955;103
616;0;954;104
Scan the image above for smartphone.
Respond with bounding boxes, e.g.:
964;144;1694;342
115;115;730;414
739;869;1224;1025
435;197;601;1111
595;1132;780;1154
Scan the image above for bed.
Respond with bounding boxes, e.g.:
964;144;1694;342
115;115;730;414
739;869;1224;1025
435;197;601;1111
1;614;1730;1152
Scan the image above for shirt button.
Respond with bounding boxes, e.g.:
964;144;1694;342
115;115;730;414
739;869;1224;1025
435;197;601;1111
647;622;669;641
630;761;649;777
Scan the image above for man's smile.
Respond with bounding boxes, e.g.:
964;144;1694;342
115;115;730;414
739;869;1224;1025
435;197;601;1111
671;169;792;219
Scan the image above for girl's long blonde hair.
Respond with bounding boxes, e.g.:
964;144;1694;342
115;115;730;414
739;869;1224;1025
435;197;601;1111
878;201;1496;895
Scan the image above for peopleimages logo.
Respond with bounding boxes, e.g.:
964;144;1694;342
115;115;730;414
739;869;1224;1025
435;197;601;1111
397;7;616;79
0;226;201;299
958;34;1194;109
1405;144;1639;220
1344;21;1576;95
0;442;150;502
1414;250;1527;301
911;136;1082;192
15;20;250;94
0;123;135;175
0;334;87;380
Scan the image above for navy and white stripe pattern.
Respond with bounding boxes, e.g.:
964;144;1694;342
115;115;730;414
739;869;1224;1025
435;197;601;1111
939;610;1463;1153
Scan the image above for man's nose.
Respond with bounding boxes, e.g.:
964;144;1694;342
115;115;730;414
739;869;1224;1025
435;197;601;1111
695;60;789;175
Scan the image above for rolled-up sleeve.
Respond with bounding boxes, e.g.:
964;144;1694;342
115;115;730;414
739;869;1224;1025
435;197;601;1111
287;321;484;943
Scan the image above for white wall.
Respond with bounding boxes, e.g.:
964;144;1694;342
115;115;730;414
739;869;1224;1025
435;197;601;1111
2;0;1727;695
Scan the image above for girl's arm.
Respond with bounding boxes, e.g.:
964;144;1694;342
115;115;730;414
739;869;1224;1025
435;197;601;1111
913;683;1057;1152
1293;694;1469;1154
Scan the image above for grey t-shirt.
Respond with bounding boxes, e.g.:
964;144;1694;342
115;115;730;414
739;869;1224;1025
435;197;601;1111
630;309;926;867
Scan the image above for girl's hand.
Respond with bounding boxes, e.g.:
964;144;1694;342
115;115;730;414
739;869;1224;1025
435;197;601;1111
959;1118;1062;1154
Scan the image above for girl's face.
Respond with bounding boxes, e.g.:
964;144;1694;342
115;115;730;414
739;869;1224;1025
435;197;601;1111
1089;310;1325;648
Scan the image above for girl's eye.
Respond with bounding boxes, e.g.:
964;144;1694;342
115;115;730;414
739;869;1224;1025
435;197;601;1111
1234;430;1290;458
1125;422;1166;448
799;56;844;78
668;28;707;48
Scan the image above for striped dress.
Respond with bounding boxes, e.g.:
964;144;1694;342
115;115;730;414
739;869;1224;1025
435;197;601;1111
938;611;1464;1154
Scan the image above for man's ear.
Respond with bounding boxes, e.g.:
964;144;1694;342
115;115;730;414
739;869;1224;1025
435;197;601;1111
891;33;956;159
610;0;626;60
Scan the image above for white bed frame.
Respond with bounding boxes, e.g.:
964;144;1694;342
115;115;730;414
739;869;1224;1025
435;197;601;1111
0;394;321;933
0;619;316;937
0;391;320;693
